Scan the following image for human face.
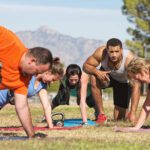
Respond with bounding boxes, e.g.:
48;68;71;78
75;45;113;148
41;71;61;83
128;71;150;83
21;59;50;76
107;46;122;62
68;75;79;86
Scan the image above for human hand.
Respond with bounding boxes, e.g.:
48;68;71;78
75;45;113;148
114;126;139;132
96;70;111;82
81;122;89;126
127;112;138;125
30;132;47;139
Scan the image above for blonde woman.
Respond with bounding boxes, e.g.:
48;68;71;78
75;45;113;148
116;57;150;131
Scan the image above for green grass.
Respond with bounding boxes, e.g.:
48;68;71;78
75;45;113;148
0;98;150;150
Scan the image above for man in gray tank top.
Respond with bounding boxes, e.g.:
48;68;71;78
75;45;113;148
83;38;141;124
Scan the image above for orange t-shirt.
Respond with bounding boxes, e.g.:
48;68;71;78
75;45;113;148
0;26;31;95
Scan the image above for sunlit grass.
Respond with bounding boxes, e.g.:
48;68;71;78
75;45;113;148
0;96;150;149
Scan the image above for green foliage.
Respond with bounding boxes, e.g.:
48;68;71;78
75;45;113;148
122;0;150;57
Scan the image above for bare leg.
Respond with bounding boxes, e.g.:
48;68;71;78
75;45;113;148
114;105;128;120
91;75;105;115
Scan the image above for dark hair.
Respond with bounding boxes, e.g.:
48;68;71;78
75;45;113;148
66;64;82;79
51;57;64;78
28;47;53;68
65;64;82;105
106;38;122;49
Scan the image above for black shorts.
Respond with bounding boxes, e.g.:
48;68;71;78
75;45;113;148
148;84;150;90
52;94;96;108
86;94;95;108
108;77;131;109
100;67;131;109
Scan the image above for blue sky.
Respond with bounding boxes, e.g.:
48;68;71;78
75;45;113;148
0;0;133;41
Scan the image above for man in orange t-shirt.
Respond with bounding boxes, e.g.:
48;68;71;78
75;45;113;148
0;26;53;138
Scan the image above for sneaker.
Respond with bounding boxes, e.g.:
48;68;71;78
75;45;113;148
96;114;107;125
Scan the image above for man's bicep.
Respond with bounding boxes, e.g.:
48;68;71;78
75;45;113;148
84;55;100;67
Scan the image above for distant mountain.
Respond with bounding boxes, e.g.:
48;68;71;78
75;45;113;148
16;26;104;67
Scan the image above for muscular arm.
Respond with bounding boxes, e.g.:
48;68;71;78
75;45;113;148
38;89;53;128
79;72;89;123
83;46;105;76
14;93;34;138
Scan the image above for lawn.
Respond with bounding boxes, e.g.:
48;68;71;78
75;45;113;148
0;97;150;150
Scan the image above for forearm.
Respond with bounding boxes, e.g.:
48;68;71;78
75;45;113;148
39;90;53;128
134;90;150;129
134;108;147;129
130;83;141;114
44;105;53;128
15;97;34;138
80;100;87;123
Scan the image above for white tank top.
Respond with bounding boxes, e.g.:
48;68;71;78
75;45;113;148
101;49;129;83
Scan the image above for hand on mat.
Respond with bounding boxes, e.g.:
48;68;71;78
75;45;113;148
32;132;47;139
113;126;139;132
81;122;89;126
127;112;138;125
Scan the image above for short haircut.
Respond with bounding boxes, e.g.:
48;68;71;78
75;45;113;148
28;47;53;68
66;64;82;79
106;38;122;49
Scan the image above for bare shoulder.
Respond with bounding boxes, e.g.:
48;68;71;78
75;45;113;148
125;50;136;68
81;71;89;80
92;45;106;61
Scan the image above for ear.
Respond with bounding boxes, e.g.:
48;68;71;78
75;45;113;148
28;57;37;64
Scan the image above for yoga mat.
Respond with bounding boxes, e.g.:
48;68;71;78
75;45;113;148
114;126;150;133
0;119;96;131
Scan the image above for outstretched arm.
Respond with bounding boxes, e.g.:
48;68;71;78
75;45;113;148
133;89;150;129
14;93;34;138
38;89;53;128
79;72;89;123
129;81;141;123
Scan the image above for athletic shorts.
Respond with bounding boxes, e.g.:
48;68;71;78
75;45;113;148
100;67;131;109
86;94;95;108
148;84;150;90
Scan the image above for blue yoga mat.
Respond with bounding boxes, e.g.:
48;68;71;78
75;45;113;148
64;119;96;127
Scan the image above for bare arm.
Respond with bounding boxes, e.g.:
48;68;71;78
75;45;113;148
129;81;141;123
130;89;150;130
125;51;140;123
83;46;110;81
83;46;105;75
79;72;89;123
38;89;53;128
14;93;34;138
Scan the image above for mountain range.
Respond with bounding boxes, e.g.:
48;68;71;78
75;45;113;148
16;26;104;67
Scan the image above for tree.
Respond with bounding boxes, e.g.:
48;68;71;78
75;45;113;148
122;0;150;58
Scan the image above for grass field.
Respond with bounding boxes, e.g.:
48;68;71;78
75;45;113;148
0;97;150;150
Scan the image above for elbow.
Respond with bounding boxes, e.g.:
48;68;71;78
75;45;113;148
83;63;88;73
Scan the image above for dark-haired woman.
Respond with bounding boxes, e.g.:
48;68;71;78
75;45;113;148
51;64;97;125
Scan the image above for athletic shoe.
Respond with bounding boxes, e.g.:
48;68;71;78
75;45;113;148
96;114;107;125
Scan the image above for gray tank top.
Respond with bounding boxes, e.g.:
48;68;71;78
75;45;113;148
101;49;129;83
